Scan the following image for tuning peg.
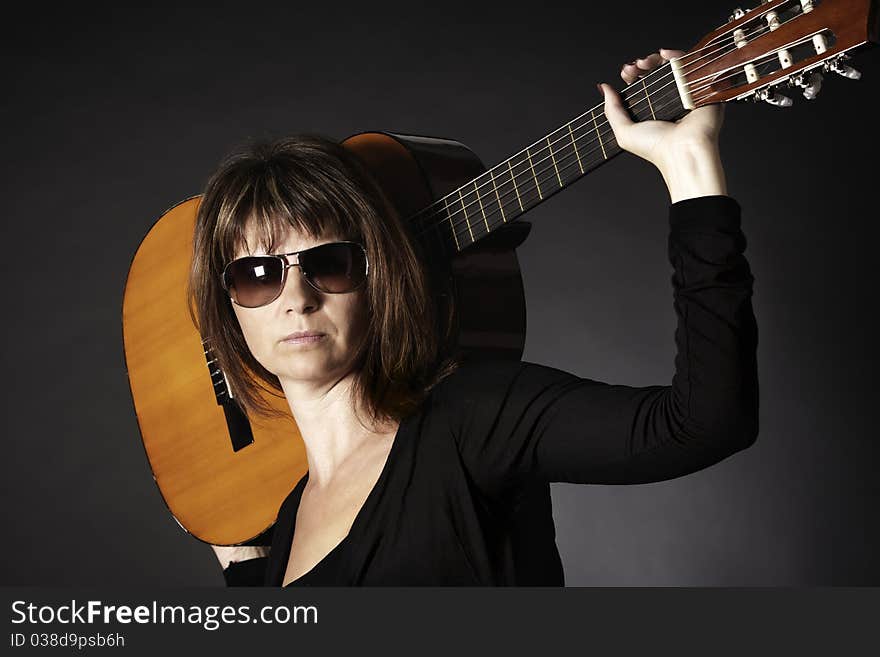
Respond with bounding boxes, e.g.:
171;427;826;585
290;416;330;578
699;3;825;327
825;55;861;80
830;62;861;79
755;87;793;107
790;71;823;99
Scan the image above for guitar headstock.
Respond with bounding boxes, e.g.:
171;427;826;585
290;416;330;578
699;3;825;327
672;0;878;108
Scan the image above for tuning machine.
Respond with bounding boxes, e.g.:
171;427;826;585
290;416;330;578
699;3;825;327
789;71;823;99
825;54;861;80
754;86;793;107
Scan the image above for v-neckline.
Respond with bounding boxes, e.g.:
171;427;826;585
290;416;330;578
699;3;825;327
281;417;406;586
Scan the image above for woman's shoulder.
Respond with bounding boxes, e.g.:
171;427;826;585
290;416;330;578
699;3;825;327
426;357;582;410
429;357;523;395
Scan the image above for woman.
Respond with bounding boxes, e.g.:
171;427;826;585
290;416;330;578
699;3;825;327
192;49;758;586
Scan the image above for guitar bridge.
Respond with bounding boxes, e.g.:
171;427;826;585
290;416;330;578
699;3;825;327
202;338;254;452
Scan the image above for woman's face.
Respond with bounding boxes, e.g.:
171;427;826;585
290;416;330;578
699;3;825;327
230;222;369;390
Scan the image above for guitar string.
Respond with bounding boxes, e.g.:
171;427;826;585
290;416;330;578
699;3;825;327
686;13;816;89
428;27;821;247
436;10;811;248
679;6;833;98
412;20;781;242
435;92;680;245
407;14;779;235
416;58;731;246
687;45;808;103
414;78;683;244
481;25;789;224
683;38;794;96
424;88;690;247
431;91;687;248
689;58;780;105
407;43;735;237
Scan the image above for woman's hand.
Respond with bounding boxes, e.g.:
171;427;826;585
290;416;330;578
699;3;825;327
598;48;728;203
210;544;269;570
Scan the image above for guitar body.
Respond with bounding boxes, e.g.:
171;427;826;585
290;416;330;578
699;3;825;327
342;132;532;358
122;132;532;546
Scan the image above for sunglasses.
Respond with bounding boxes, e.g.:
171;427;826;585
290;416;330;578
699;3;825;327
221;241;369;308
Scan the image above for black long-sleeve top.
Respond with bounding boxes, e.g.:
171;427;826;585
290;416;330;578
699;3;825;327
222;194;759;586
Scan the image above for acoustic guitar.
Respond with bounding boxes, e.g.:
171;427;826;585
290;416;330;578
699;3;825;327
122;0;878;546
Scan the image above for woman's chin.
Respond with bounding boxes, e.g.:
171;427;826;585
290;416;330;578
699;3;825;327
274;361;350;387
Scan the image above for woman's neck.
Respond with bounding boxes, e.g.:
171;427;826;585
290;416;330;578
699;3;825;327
279;371;398;488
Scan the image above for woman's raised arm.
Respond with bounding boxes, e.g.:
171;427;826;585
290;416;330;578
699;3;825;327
438;51;758;500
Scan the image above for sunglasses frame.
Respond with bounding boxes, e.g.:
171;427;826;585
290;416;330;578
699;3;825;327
221;240;369;308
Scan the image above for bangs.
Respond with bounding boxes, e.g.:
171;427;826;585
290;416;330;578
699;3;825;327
212;155;366;266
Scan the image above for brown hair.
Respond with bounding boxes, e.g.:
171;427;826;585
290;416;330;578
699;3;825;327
189;135;457;427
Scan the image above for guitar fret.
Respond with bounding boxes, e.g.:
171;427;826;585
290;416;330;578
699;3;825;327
442;196;461;252
526;148;543;200
642;79;656;119
546;136;562;187
473;180;490;232
489;168;506;223
568;123;584;174
409;63;690;253
507;160;524;211
591;108;607;159
458;188;475;243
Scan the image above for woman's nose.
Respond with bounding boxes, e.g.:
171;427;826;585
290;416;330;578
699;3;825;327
279;265;320;314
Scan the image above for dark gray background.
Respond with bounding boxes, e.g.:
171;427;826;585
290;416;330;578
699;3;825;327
3;0;878;586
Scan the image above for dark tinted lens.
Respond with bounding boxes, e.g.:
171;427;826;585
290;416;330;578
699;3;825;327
301;243;367;293
224;256;285;307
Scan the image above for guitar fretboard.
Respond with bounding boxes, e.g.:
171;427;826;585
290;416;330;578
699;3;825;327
410;63;687;256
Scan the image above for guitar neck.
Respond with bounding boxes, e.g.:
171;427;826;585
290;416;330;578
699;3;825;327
410;62;687;256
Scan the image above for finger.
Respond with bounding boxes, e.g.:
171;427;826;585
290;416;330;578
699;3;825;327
621;62;641;84
635;53;664;72
598;83;633;144
621;53;665;83
659;48;686;61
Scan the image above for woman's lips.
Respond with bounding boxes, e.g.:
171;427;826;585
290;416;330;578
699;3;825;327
281;331;326;345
